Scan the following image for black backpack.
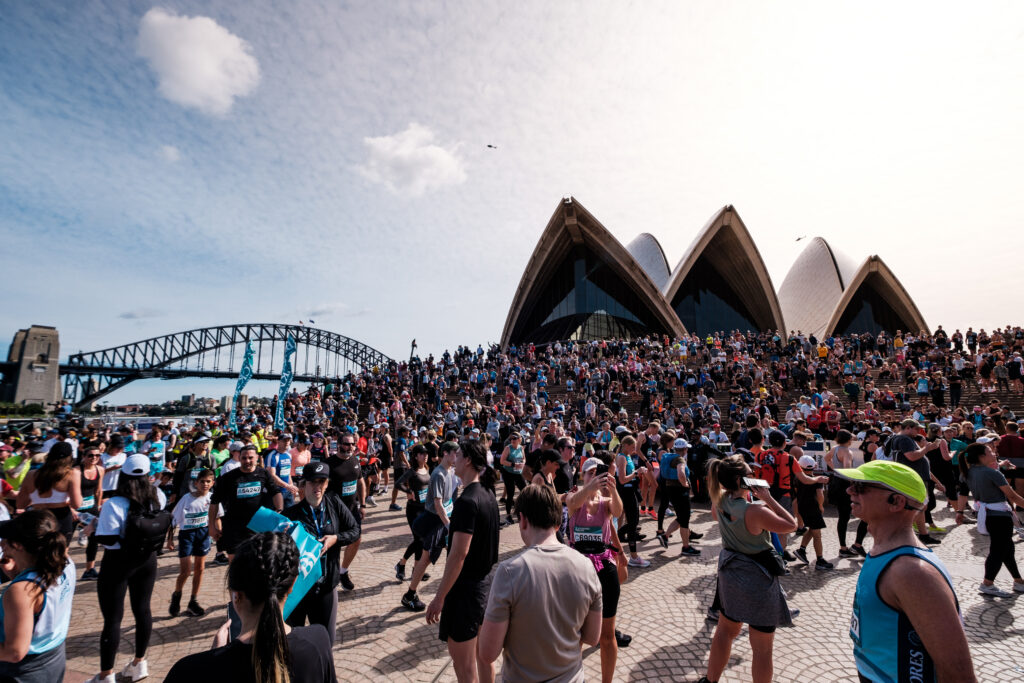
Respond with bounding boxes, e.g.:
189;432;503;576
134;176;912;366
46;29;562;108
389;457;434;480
122;499;173;557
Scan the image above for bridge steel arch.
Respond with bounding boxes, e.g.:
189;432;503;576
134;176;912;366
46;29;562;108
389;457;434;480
61;323;394;409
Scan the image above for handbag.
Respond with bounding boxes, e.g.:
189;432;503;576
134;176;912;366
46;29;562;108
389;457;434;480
750;548;787;577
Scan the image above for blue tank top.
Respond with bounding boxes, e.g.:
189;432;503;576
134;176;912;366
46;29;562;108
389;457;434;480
504;446;524;473
850;546;956;683
620;453;635;487
0;561;76;654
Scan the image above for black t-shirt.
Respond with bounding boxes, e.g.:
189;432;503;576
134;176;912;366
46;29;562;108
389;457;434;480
553;460;574;494
325;455;361;504
211;467;279;534
890;434;931;481
396;468;431;506
448;482;499;587
165;624;336;683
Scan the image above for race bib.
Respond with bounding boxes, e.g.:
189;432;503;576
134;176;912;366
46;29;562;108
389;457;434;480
416;488;428;503
237;482;262;499
573;525;603;544
78;496;95;511
190;467;203;480
183;511;209;530
341;480;357;496
442;498;453;516
279;465;291;478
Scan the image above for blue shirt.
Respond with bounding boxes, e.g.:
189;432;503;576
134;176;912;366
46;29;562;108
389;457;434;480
0;561;76;654
850;546;956;683
264;449;293;484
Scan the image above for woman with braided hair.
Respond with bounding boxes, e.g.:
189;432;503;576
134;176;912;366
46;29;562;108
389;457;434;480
166;531;337;683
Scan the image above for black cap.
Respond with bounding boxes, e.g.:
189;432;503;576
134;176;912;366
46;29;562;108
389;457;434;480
302;462;329;480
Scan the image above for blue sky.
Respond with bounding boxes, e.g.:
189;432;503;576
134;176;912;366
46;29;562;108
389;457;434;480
4;1;1024;404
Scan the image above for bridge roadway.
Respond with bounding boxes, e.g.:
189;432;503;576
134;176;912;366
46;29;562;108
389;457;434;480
61;498;1023;682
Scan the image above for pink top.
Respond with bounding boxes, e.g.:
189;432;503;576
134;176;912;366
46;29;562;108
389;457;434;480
569;499;616;572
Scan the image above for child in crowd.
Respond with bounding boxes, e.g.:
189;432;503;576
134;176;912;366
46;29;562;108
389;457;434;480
169;468;220;617
794;455;834;570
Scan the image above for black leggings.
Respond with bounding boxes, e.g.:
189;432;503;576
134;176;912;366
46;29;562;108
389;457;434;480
617;485;640;554
831;482;852;547
855;520;868;546
403;502;425;561
984;515;1021;582
286;584;338;645
97;549;157;671
924;482;937;526
657;481;691;532
596;561;620;619
501;470;526;516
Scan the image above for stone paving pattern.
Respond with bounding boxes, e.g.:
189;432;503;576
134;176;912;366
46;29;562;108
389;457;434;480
63;500;1024;682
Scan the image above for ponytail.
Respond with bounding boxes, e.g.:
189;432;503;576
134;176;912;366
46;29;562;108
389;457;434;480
3;509;68;588
228;532;299;683
706;455;748;509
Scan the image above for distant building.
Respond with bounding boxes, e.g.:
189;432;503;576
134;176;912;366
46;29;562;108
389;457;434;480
239;394;249;408
182;394;195;406
220;395;233;412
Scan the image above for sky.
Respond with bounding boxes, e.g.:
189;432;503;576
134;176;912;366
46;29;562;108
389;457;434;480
3;1;1024;405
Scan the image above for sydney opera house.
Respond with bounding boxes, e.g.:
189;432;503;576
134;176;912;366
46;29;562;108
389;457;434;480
500;197;927;347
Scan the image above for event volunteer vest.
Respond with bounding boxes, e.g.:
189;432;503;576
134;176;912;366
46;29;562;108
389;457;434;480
0;561;76;654
851;546;955;683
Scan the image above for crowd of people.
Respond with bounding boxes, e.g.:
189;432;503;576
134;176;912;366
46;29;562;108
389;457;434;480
0;325;1022;681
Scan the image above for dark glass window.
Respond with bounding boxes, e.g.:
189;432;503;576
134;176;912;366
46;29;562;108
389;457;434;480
670;258;759;336
834;279;910;336
510;245;666;344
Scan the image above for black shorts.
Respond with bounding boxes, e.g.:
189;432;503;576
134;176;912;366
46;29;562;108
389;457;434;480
596;561;620;619
797;500;826;530
439;579;488;643
393;465;408;481
379;452;392;469
220;527;254;555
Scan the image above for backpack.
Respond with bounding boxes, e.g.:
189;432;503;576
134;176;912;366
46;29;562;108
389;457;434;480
122;499;173;557
757;448;793;497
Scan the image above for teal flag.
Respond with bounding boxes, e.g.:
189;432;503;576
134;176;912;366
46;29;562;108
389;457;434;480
246;507;323;619
228;341;255;432
275;335;296;430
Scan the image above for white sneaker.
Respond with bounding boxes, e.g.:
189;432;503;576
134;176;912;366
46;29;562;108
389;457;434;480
365;496;377;507
627;556;651;568
120;659;149;681
979;583;1013;598
84;675;116;683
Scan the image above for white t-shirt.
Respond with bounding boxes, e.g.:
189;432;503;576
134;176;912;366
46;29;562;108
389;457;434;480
101;452;126;492
220;459;241;476
171;491;222;530
96;489;168;550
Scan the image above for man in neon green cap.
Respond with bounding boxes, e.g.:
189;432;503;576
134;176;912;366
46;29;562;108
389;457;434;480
835;460;976;683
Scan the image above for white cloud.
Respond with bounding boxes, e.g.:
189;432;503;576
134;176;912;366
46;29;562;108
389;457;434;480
137;8;260;116
158;144;180;162
358;123;466;196
118;308;164;320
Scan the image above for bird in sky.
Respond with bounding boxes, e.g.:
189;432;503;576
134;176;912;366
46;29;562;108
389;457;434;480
795;235;807;241
486;144;497;149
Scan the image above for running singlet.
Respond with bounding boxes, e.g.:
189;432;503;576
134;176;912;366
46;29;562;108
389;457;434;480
0;561;76;654
504;446;524;474
850;546;957;683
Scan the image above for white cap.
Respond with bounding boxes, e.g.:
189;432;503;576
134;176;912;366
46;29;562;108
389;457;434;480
581;458;601;473
123;454;151;476
976;436;997;444
673;438;690;450
798;455;816;468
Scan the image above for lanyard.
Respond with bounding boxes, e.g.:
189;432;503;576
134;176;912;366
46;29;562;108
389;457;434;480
307;501;325;539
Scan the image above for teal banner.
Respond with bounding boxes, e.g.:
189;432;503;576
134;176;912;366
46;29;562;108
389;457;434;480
228;341;255;432
274;334;296;430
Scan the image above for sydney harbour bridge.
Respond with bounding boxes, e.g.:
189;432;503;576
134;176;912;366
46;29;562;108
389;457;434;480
0;323;394;410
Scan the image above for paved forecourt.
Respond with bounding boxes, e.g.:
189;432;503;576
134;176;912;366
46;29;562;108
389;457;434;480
63;499;1024;682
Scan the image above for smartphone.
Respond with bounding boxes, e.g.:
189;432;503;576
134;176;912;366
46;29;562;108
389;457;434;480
742;477;770;489
594;463;609;476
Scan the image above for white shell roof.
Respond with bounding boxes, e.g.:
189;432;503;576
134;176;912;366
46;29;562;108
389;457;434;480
626;233;671;291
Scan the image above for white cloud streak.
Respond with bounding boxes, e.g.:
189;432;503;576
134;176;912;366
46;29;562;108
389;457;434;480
118;308;164;320
158;144;180;162
358;123;466;196
137;7;260;116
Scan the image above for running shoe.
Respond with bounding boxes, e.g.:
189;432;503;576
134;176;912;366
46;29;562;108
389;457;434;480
169;591;182;617
979;583;1014;598
213;552;229;566
379;485;388;495
395;562;406;581
927;525;947;534
789;608;801;619
120;659;149;682
422;573;431;581
655;531;669;549
793;547;809;565
815;558;835;571
339;572;354;591
838;547;858;558
388;503;402;511
794;526;807;536
665;508;675;517
636;533;647;541
77;531;88;547
680;546;700;556
401;590;426;611
186;599;206;617
688;531;704;540
81;567;99;581
627;556;651;568
918;534;942;545
782;550;798;563
365;496;377;507
1013;582;1024;593
614;630;632;647
851;544;867;557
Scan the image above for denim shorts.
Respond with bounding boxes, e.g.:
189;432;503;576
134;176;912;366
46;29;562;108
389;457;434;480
178;527;211;558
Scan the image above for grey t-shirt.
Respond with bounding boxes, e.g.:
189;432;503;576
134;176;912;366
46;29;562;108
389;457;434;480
424;465;455;517
891;434;931;482
967;466;1011;517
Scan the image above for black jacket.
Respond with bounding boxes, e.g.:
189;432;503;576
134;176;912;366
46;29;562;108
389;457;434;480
283;494;359;589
